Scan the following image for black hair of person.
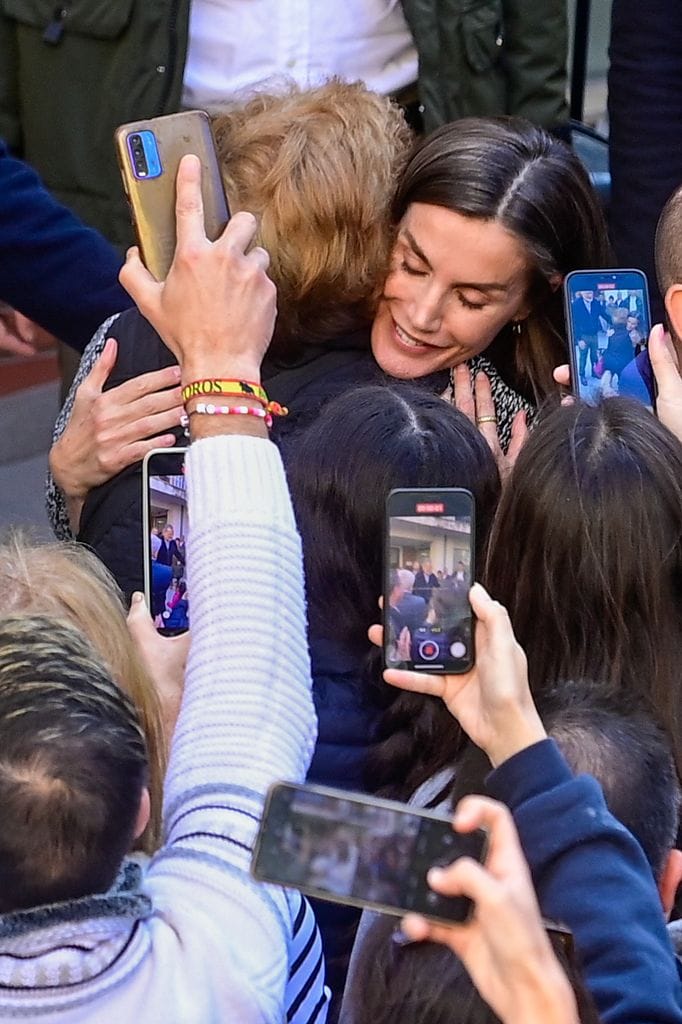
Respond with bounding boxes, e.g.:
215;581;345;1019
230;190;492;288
484;398;682;775
286;383;501;799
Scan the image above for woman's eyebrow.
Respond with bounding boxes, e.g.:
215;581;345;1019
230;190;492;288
401;228;509;293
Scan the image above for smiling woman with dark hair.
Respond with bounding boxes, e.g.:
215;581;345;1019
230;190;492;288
47;106;608;598
371;117;611;449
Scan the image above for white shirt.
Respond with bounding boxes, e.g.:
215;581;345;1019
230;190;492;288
182;0;418;110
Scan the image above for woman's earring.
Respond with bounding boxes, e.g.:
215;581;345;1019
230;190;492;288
512;320;522;336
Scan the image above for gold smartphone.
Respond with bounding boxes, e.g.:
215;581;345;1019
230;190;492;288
114;110;230;280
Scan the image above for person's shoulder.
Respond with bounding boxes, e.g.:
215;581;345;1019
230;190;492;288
105;307;178;386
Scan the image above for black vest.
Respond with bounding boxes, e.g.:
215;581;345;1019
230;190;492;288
77;308;380;599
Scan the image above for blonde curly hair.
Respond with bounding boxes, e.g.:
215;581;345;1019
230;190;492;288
212;79;412;354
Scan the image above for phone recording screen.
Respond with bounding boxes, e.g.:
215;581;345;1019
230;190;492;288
565;270;654;410
146;454;188;635
253;784;484;921
385;490;474;674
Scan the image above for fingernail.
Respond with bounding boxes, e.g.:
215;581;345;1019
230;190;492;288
427;867;444;885
131;592;144;604
173;366;181;379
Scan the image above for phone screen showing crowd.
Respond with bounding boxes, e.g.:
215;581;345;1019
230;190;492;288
385;489;474;674
254;784;484;923
147;461;189;636
566;270;654;411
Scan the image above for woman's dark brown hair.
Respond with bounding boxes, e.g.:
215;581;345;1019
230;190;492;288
392;117;612;402
484;398;682;772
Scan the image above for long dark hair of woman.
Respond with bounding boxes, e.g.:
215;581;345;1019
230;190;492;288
484;398;682;773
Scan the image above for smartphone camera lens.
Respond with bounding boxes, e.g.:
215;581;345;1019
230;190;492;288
129;133;149;178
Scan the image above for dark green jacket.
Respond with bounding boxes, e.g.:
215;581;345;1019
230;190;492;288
401;0;568;132
0;0;567;249
0;0;190;249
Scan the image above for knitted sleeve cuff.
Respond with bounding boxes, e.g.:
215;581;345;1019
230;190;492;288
186;434;297;533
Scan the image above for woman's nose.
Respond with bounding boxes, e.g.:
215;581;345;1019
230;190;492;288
408;283;444;332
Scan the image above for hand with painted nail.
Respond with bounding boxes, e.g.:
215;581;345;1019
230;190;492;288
401;796;580;1024
370;583;545;768
451;365;528;480
49;337;183;533
649;323;682;444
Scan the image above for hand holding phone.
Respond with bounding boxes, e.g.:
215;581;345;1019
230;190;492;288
382;583;546;769
384;489;475;675
115;110;230;280
252;782;488;924
401;796;578;1024
564;269;655;410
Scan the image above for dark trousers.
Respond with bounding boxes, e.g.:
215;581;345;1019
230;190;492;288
609;0;682;324
578;336;598;377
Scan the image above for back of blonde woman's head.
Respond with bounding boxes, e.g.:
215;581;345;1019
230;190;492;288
212;79;412;354
0;533;166;852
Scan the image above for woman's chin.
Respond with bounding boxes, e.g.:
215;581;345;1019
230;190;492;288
372;334;442;380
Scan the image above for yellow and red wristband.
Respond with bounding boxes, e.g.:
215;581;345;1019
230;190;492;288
181;378;288;419
181;378;268;404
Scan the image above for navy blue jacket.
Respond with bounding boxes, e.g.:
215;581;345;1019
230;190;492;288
0;140;131;351
306;638;384;793
488;740;682;1023
571;295;605;340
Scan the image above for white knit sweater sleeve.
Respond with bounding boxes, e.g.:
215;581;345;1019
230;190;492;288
145;434;317;1023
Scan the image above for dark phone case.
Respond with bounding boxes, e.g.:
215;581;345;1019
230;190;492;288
252;781;488;925
114;110;229;280
564;269;655;410
383;488;475;675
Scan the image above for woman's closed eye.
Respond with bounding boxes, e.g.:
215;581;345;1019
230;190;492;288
457;292;487;311
400;258;427;277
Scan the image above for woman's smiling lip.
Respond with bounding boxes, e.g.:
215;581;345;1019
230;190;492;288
392;318;444;351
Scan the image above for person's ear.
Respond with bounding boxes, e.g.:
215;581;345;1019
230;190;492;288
664;284;682;352
133;787;151;842
658;848;682;918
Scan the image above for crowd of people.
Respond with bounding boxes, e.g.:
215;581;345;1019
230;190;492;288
150;525;189;630
3;21;682;1022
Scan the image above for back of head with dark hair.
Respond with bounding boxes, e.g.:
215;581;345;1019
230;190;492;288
484;398;682;773
541;684;680;880
392;117;611;402
344;913;600;1024
452;681;680;881
286;383;501;799
0;616;148;912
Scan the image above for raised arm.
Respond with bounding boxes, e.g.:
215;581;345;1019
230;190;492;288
120;156;318;1021
0;140;131;352
378;584;682;1023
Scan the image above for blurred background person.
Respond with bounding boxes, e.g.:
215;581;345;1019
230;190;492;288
0;1;568;254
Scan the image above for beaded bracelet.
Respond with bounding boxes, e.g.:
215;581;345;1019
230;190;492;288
186;401;273;427
181;378;268;404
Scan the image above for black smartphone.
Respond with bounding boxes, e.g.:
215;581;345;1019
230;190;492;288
564;269;655;410
142;448;189;636
252;782;488;924
384;488;475;674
